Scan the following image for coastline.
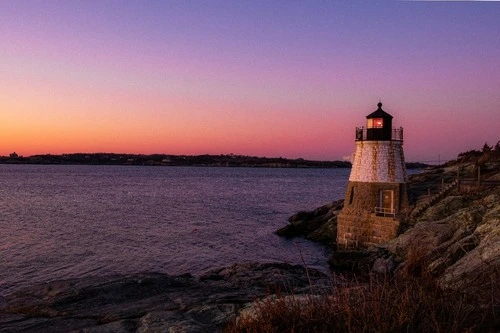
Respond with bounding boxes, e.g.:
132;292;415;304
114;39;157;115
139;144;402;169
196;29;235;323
0;263;329;333
0;153;350;168
1;156;498;331
0;152;428;169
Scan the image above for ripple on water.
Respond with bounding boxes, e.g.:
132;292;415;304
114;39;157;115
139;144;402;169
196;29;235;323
0;165;349;295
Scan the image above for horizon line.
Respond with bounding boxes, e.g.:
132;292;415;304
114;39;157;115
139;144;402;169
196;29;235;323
1;151;445;165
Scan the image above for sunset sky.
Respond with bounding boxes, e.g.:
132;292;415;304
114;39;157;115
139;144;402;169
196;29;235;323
1;1;499;162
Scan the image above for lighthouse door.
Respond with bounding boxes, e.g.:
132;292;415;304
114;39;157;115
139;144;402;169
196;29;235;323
380;190;394;215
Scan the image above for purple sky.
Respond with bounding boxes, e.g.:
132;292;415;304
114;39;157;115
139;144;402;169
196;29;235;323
1;1;499;162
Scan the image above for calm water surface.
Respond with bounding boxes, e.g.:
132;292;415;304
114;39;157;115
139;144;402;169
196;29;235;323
0;165;349;296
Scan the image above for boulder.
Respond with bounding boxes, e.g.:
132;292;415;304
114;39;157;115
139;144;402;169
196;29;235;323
371;256;396;275
439;203;500;289
276;200;343;245
418;196;467;222
307;215;338;244
328;248;386;273
385;220;456;258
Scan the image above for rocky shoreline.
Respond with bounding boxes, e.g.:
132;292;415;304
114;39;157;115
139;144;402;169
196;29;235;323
1;157;499;332
0;263;330;333
278;158;500;288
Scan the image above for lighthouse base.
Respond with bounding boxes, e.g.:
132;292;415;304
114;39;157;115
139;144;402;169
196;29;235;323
336;181;408;249
336;212;400;249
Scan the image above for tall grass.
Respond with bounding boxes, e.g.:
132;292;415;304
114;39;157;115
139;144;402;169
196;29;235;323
226;250;499;333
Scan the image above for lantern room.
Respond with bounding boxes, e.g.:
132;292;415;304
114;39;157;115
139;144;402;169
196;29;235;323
366;102;393;140
355;102;395;141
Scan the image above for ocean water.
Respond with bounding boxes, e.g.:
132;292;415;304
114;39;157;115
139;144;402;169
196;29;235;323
0;165;349;296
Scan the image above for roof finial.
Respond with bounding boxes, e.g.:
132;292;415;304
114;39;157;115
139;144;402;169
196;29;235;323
377;99;382;109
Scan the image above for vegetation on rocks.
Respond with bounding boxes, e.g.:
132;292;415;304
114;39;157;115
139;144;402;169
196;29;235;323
226;252;499;333
267;143;500;332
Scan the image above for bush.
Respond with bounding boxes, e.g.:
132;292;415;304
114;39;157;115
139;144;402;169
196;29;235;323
225;252;499;333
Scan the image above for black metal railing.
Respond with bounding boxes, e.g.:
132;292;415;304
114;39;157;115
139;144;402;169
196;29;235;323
355;127;403;142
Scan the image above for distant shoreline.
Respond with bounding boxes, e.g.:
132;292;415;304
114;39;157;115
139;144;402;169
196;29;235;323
0;153;429;169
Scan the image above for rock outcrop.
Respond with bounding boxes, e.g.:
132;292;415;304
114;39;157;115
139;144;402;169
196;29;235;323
275;200;343;246
382;165;500;290
277;160;500;297
0;263;330;333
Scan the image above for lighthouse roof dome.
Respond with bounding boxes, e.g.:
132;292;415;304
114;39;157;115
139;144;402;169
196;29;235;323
366;102;393;119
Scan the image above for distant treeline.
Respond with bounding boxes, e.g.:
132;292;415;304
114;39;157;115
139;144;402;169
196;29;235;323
0;153;430;169
0;153;349;168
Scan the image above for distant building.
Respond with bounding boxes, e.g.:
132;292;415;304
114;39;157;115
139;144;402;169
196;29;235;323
337;102;408;248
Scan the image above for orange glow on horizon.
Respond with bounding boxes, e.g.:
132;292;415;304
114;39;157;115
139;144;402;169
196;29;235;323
1;2;499;162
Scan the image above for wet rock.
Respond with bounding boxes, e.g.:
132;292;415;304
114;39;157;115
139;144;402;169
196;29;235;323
308;215;338;244
276;200;343;246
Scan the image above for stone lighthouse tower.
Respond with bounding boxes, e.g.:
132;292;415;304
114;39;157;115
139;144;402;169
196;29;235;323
337;102;408;248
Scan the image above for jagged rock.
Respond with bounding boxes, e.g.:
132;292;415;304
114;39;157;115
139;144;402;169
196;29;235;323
236;294;322;323
385;220;456;258
328;248;386;273
427;234;479;276
475;204;500;238
0;263;330;333
199;262;329;292
307;215;338;244
483;194;499;206
135;306;234;333
74;320;137;333
376;178;500;296
439;203;500;289
418;195;467;222
371;256;396;275
276;200;343;245
328;250;371;271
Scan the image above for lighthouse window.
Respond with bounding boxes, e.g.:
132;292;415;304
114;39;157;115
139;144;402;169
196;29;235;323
367;118;384;129
349;187;355;205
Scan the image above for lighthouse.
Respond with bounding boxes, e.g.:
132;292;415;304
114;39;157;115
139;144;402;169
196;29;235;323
337;102;408;248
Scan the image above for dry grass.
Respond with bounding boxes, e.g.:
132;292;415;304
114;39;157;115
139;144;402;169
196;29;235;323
226;250;500;333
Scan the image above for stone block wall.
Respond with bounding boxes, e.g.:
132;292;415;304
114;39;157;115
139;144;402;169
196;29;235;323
338;137;409;248
342;181;408;215
337;181;407;248
337;212;400;248
349;140;407;183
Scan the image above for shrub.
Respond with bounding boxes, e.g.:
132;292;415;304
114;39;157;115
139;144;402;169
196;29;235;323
226;252;499;333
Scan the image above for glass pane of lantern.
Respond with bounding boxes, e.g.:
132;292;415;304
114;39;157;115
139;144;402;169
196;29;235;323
373;118;383;128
